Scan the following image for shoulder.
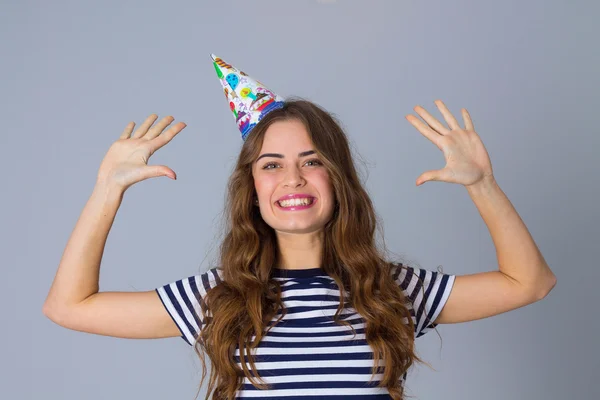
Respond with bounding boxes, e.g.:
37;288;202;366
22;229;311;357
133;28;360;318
390;261;454;301
389;262;418;291
157;267;224;301
200;267;225;288
189;267;225;296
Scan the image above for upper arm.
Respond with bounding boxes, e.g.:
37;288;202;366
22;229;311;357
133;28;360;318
44;269;222;345
434;270;545;324
394;264;455;338
155;269;223;345
43;290;181;340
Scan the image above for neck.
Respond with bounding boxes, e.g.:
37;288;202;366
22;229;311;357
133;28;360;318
275;230;323;270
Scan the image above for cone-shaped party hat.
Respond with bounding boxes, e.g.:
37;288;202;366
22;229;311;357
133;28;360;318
211;54;285;141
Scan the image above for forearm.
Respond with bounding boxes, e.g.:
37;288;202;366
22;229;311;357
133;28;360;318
466;177;556;297
44;182;124;312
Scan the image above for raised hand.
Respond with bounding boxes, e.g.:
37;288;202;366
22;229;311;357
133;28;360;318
96;114;186;191
405;100;493;187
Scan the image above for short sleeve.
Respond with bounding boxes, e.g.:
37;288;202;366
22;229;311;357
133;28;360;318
392;263;455;338
155;267;224;346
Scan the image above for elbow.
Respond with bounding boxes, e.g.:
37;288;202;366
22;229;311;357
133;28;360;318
535;274;557;301
42;301;67;326
42;301;57;322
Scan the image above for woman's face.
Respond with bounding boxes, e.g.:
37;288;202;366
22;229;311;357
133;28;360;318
252;119;335;235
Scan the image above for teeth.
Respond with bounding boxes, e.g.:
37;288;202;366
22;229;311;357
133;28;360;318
278;198;313;207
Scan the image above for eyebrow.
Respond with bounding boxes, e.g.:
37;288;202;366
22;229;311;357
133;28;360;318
256;150;316;162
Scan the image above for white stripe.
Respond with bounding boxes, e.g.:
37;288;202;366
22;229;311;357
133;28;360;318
241;373;385;384
423;274;455;332
267;322;366;332
156;286;195;345
403;268;419;297
252;333;367;342
234;344;373;356
270;308;360;321
279;299;344;307
181;278;201;327
236;358;386;370
237;387;390;397
280;288;345;298
157;265;453;396
412;272;427;335
194;273;217;318
170;281;200;341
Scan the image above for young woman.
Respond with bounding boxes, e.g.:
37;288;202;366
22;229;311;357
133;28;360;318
43;56;557;399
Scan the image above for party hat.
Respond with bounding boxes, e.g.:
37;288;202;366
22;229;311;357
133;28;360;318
211;54;285;141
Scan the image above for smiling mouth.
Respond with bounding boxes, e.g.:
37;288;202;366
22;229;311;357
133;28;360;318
277;197;315;208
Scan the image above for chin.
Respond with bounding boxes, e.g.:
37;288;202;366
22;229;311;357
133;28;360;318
271;223;325;235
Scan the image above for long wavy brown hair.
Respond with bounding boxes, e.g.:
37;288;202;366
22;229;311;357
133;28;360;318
193;99;436;399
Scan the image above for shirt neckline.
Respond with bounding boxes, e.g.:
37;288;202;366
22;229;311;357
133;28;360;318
271;267;328;279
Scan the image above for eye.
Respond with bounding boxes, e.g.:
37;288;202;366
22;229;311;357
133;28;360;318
262;159;322;170
262;162;279;170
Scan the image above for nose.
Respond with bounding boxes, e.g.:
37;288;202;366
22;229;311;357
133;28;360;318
283;165;306;188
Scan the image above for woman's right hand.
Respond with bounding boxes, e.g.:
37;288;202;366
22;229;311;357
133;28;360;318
96;114;186;192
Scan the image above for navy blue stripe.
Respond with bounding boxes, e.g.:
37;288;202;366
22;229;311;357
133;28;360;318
236;396;392;400
279;284;341;293
274;304;353;315
241;380;385;390
399;266;416;300
187;276;202;325
239;366;382;377
256;338;368;348
424;274;449;328
155;265;452;396
201;272;211;293
154;288;189;345
266;314;361;326
266;328;366;338
234;351;375;363
413;269;431;336
272;316;365;327
211;268;223;285
161;285;195;346
391;263;403;282
175;279;202;338
282;294;345;302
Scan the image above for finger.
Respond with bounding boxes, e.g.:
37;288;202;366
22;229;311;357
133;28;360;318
405;115;443;149
145;115;175;140
119;121;135;139
434;100;461;130
132;114;159;139
417;167;454;186
150;121;187;152
140;165;177;181
413;105;450;135
462;108;475;131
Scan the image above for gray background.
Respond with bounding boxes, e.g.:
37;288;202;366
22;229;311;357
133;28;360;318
1;0;598;399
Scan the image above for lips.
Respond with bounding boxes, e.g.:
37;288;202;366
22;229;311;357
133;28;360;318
276;197;317;210
276;193;315;203
275;194;317;210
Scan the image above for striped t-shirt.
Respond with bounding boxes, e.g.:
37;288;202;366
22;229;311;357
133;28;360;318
155;263;455;398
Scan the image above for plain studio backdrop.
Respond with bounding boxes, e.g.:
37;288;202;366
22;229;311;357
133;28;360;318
1;0;598;399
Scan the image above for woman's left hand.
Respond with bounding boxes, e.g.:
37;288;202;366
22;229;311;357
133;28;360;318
405;99;494;187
